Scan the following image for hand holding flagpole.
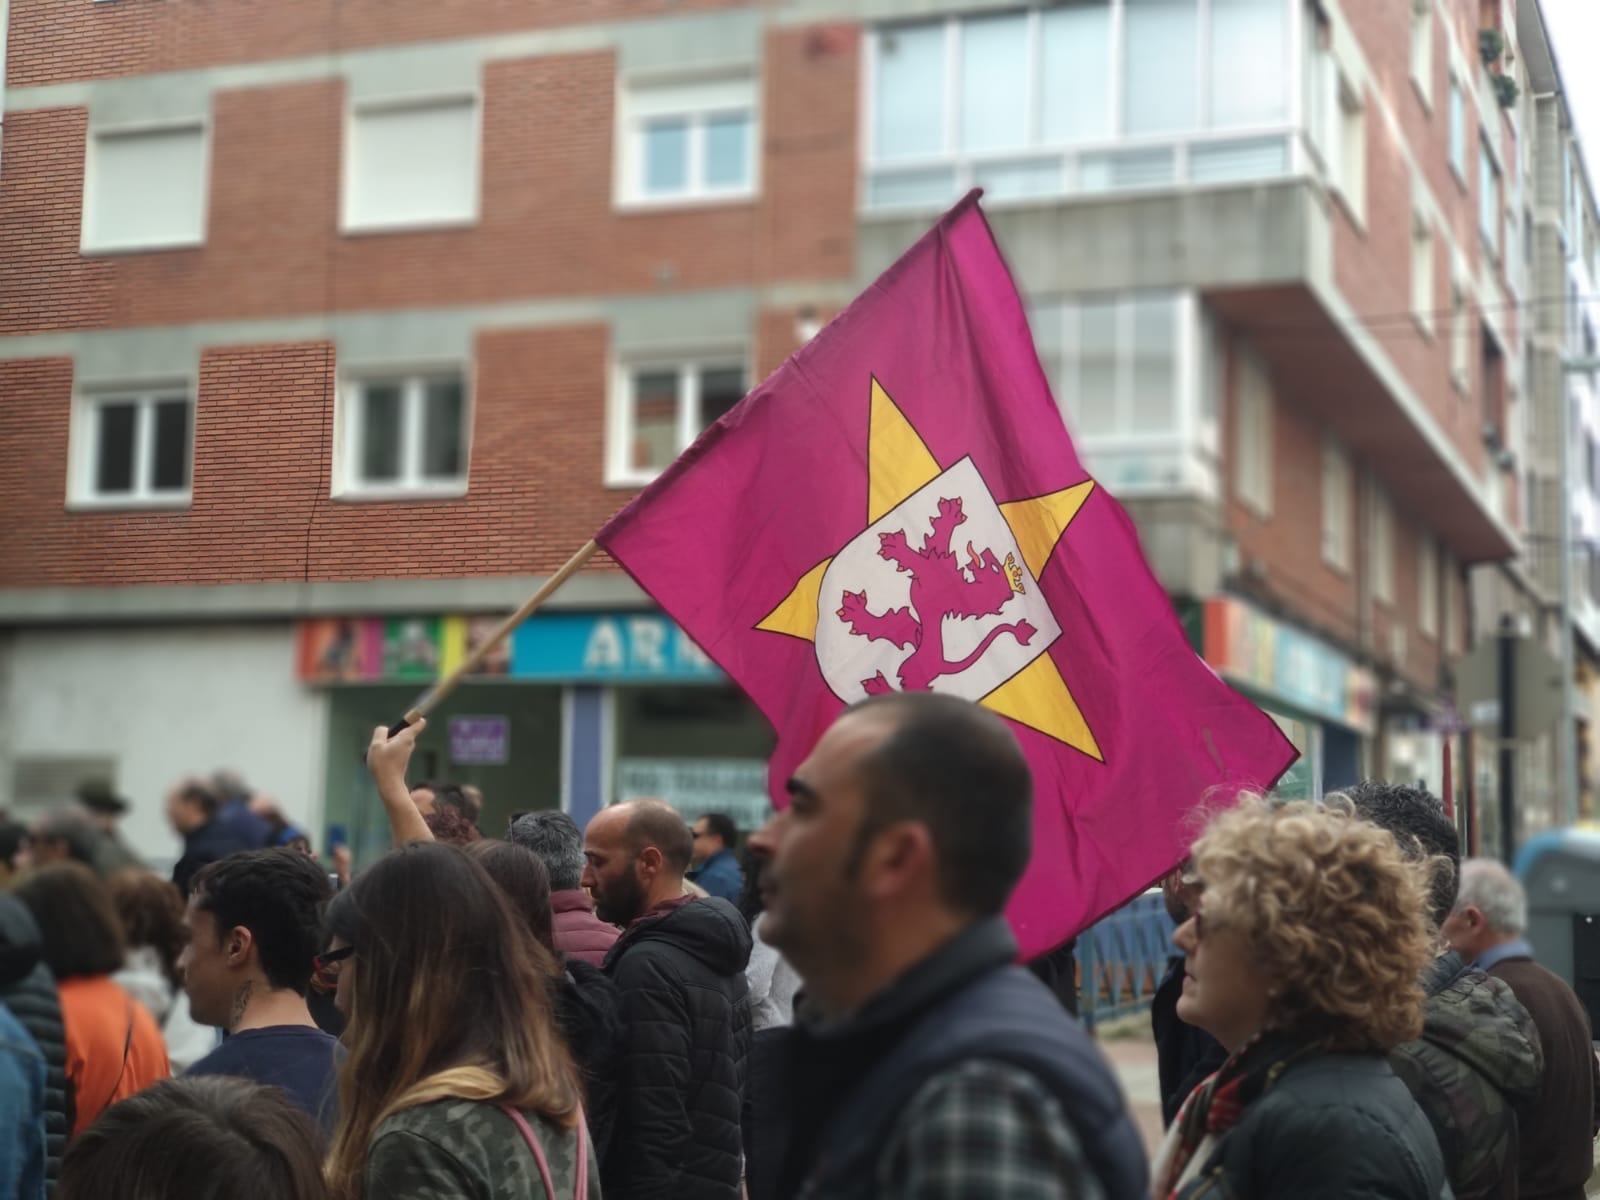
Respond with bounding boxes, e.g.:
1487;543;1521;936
380;539;600;737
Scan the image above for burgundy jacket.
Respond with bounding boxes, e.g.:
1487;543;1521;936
551;889;621;967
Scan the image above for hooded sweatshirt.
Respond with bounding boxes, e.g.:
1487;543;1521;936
0;896;66;1195
1389;950;1543;1200
602;895;753;1200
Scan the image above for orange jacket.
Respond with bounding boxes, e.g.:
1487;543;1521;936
58;976;169;1135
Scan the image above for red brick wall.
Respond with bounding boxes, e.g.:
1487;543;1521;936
5;0;745;89
0;28;860;335
1225;340;1362;650
0;325;823;586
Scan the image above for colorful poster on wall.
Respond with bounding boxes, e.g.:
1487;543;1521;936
295;611;725;685
448;716;510;765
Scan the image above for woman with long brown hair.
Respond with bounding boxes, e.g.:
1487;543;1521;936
324;842;595;1200
106;869;216;1070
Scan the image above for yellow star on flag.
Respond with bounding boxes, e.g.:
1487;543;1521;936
756;378;1103;761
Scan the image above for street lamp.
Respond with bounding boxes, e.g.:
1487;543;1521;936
1558;354;1600;826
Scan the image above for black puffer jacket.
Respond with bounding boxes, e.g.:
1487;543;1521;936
554;958;622;1168
603;897;752;1200
0;896;66;1195
1176;1051;1448;1199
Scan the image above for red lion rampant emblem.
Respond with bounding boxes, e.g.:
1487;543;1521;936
837;496;1035;694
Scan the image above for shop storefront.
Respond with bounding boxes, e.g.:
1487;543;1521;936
1200;597;1376;798
297;610;772;865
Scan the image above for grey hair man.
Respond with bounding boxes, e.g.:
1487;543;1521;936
508;810;618;967
1443;858;1600;1200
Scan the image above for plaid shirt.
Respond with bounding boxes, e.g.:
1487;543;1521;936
861;1058;1108;1200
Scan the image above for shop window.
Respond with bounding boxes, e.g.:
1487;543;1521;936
607;358;747;487
619;75;757;206
74;387;192;506
340;371;469;496
82;123;207;253
612;686;776;832
344;96;478;231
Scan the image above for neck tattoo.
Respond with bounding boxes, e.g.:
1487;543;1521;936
229;980;253;1031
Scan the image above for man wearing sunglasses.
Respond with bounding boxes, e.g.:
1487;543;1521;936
180;849;344;1140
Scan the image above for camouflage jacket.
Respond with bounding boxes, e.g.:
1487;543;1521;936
365;1098;600;1200
1389;951;1543;1200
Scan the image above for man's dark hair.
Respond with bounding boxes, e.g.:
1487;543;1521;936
697;812;737;850
0;820;25;869
59;1076;328;1200
846;692;1032;918
416;780;469;813
507;810;586;891
625;801;695;875
16;863;125;980
1341;779;1460;929
33;808;99;866
176;780;220;819
191;850;333;995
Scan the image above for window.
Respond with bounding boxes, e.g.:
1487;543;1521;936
1479;132;1501;256
1335;73;1366;222
344;97;477;231
1039;294;1183;439
1418;533;1438;638
82;124;207;252
1410;0;1433;106
1234;341;1274;517
1303;10;1334;169
619;76;757;205
342;373;469;495
609;359;747;485
1448;77;1466;181
76;388;192;504
865;2;1292;209
1370;485;1394;604
1411;210;1435;332
1322;436;1351;570
1450;278;1470;391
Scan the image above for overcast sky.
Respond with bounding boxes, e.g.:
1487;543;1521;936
1540;0;1600;168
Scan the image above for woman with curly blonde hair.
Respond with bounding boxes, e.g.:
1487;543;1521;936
1151;799;1448;1200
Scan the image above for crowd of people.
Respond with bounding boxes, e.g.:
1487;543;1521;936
0;692;1595;1198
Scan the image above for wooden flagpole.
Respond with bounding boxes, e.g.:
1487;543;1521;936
385;539;600;736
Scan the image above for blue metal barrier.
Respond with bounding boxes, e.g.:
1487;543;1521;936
1076;891;1177;1031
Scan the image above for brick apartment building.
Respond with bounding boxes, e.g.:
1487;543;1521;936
0;0;1588;866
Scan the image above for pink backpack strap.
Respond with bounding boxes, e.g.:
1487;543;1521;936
499;1103;588;1200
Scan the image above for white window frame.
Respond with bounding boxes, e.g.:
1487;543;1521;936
1321;435;1351;571
1418;532;1438;639
335;366;472;500
1450;270;1470;392
615;73;761;209
1478;128;1501;259
1409;0;1433;110
1333;69;1366;226
80;118;210;254
1411;207;1435;334
341;92;482;235
1370;483;1395;605
1448;74;1467;185
606;352;749;488
69;382;195;510
1234;341;1274;518
861;1;1300;212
